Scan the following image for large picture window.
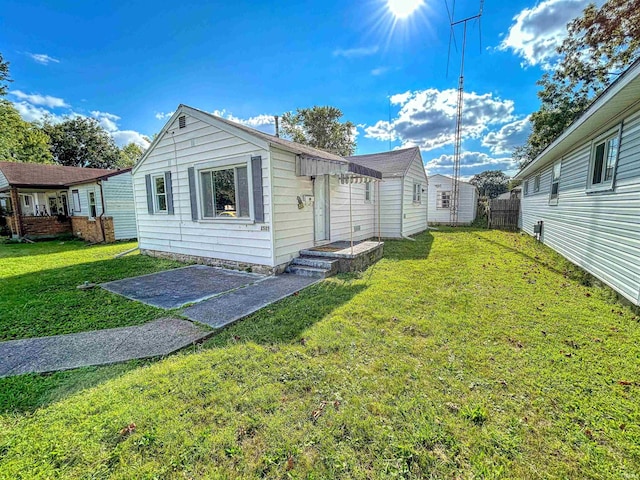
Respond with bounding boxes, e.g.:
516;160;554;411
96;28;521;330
200;166;249;218
589;128;620;190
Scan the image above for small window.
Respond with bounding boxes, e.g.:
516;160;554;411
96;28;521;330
437;190;451;209
23;195;31;206
413;183;422;203
365;182;372;202
533;175;540;193
588;128;620;190
179;115;186;129
72;190;81;212
523;180;529;196
200;166;250;219
549;161;562;204
88;192;97;218
153;175;167;212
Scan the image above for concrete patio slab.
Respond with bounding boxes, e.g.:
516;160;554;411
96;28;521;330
101;265;264;309
181;274;319;328
0;318;211;377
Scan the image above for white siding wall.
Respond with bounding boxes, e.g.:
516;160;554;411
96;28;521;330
69;182;103;217
379;178;402;238
271;148;314;266
329;176;376;243
521;108;640;305
133;114;273;267
402;157;428;236
427;175;477;224
0;170;8;190
102;172;137;240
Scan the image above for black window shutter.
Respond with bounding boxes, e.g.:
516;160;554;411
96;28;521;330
164;171;174;215
145;174;154;214
187;167;198;221
251;156;264;222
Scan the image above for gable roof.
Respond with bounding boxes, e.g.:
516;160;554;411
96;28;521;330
347;147;420;178
515;58;640;180
0;162;127;190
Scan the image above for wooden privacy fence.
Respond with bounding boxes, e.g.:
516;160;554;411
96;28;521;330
488;198;520;230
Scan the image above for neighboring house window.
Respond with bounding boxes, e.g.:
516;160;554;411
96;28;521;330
153;175;167;212
365;182;372;202
88;192;97;218
200;166;250;218
413;183;422;203
533;175;540;193
588;128;620;190
437;190;451;209
523;180;529;196
549;161;562;204
22;195;31;207
72;190;81;212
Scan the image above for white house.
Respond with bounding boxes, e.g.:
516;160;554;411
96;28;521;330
515;59;640;306
132;105;385;275
347;147;428;238
427;174;478;225
0;162;137;242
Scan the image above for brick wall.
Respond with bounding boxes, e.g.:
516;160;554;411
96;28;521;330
20;216;72;238
71;216;116;243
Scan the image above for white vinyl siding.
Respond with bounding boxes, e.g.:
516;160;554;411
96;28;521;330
427;174;477;225
402;156;428;236
100;173;138;240
379;178;402;238
133;113;273;267
71;183;103;218
328;176;376;243
521;108;640;305
0;170;9;190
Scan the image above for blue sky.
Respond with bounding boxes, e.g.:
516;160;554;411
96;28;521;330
1;0;596;178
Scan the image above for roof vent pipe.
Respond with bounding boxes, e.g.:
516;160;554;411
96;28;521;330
274;115;280;138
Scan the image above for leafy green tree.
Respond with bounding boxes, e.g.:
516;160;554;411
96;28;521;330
118;142;145;168
281;106;356;156
42;117;121;168
0;52;10;97
0;100;52;163
469;170;509;199
517;0;640;167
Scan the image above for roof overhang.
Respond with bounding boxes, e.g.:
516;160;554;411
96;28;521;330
515;59;640;180
296;155;382;180
65;168;131;186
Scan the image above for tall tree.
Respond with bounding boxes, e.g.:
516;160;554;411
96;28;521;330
281;106;356;156
469;170;509;199
118;142;145;168
0;101;52;163
42;117;121;168
517;0;640;167
0;52;10;97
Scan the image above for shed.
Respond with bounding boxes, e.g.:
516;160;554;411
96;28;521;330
427;174;478;225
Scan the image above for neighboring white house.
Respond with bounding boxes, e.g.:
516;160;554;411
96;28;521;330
0;162;137;242
515;59;640;306
347;147;428;238
132;105;384;274
427;174;478;225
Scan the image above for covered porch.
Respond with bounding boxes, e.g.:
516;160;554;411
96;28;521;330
0;187;73;238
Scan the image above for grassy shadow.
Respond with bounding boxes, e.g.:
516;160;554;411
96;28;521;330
382;231;434;260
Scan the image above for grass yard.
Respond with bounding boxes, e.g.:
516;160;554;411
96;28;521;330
1;230;640;478
0;240;182;340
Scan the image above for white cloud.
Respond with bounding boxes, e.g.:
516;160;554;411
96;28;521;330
482;116;531;154
499;0;599;68
425;151;515;176
111;130;150;148
28;53;60;65
10;90;68;108
333;46;379;58
91;110;121;132
365;88;515;151
12;102;61;123
211;109;276;134
371;66;389;76
155;111;174;120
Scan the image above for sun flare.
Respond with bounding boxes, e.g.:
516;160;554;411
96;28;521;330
387;0;424;19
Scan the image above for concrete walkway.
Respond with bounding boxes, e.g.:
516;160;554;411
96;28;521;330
0;318;211;377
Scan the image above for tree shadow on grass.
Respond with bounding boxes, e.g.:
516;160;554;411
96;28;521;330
382;231;434;260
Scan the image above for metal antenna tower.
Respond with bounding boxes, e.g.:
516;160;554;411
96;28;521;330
446;0;483;226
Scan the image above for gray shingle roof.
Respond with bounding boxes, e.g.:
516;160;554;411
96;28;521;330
347;147;420;177
186;105;347;163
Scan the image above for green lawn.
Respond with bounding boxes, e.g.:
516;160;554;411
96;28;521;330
0;240;182;341
1;230;639;478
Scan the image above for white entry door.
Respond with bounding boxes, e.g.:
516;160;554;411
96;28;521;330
314;175;329;242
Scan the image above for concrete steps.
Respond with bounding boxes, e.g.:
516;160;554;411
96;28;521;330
285;256;340;278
